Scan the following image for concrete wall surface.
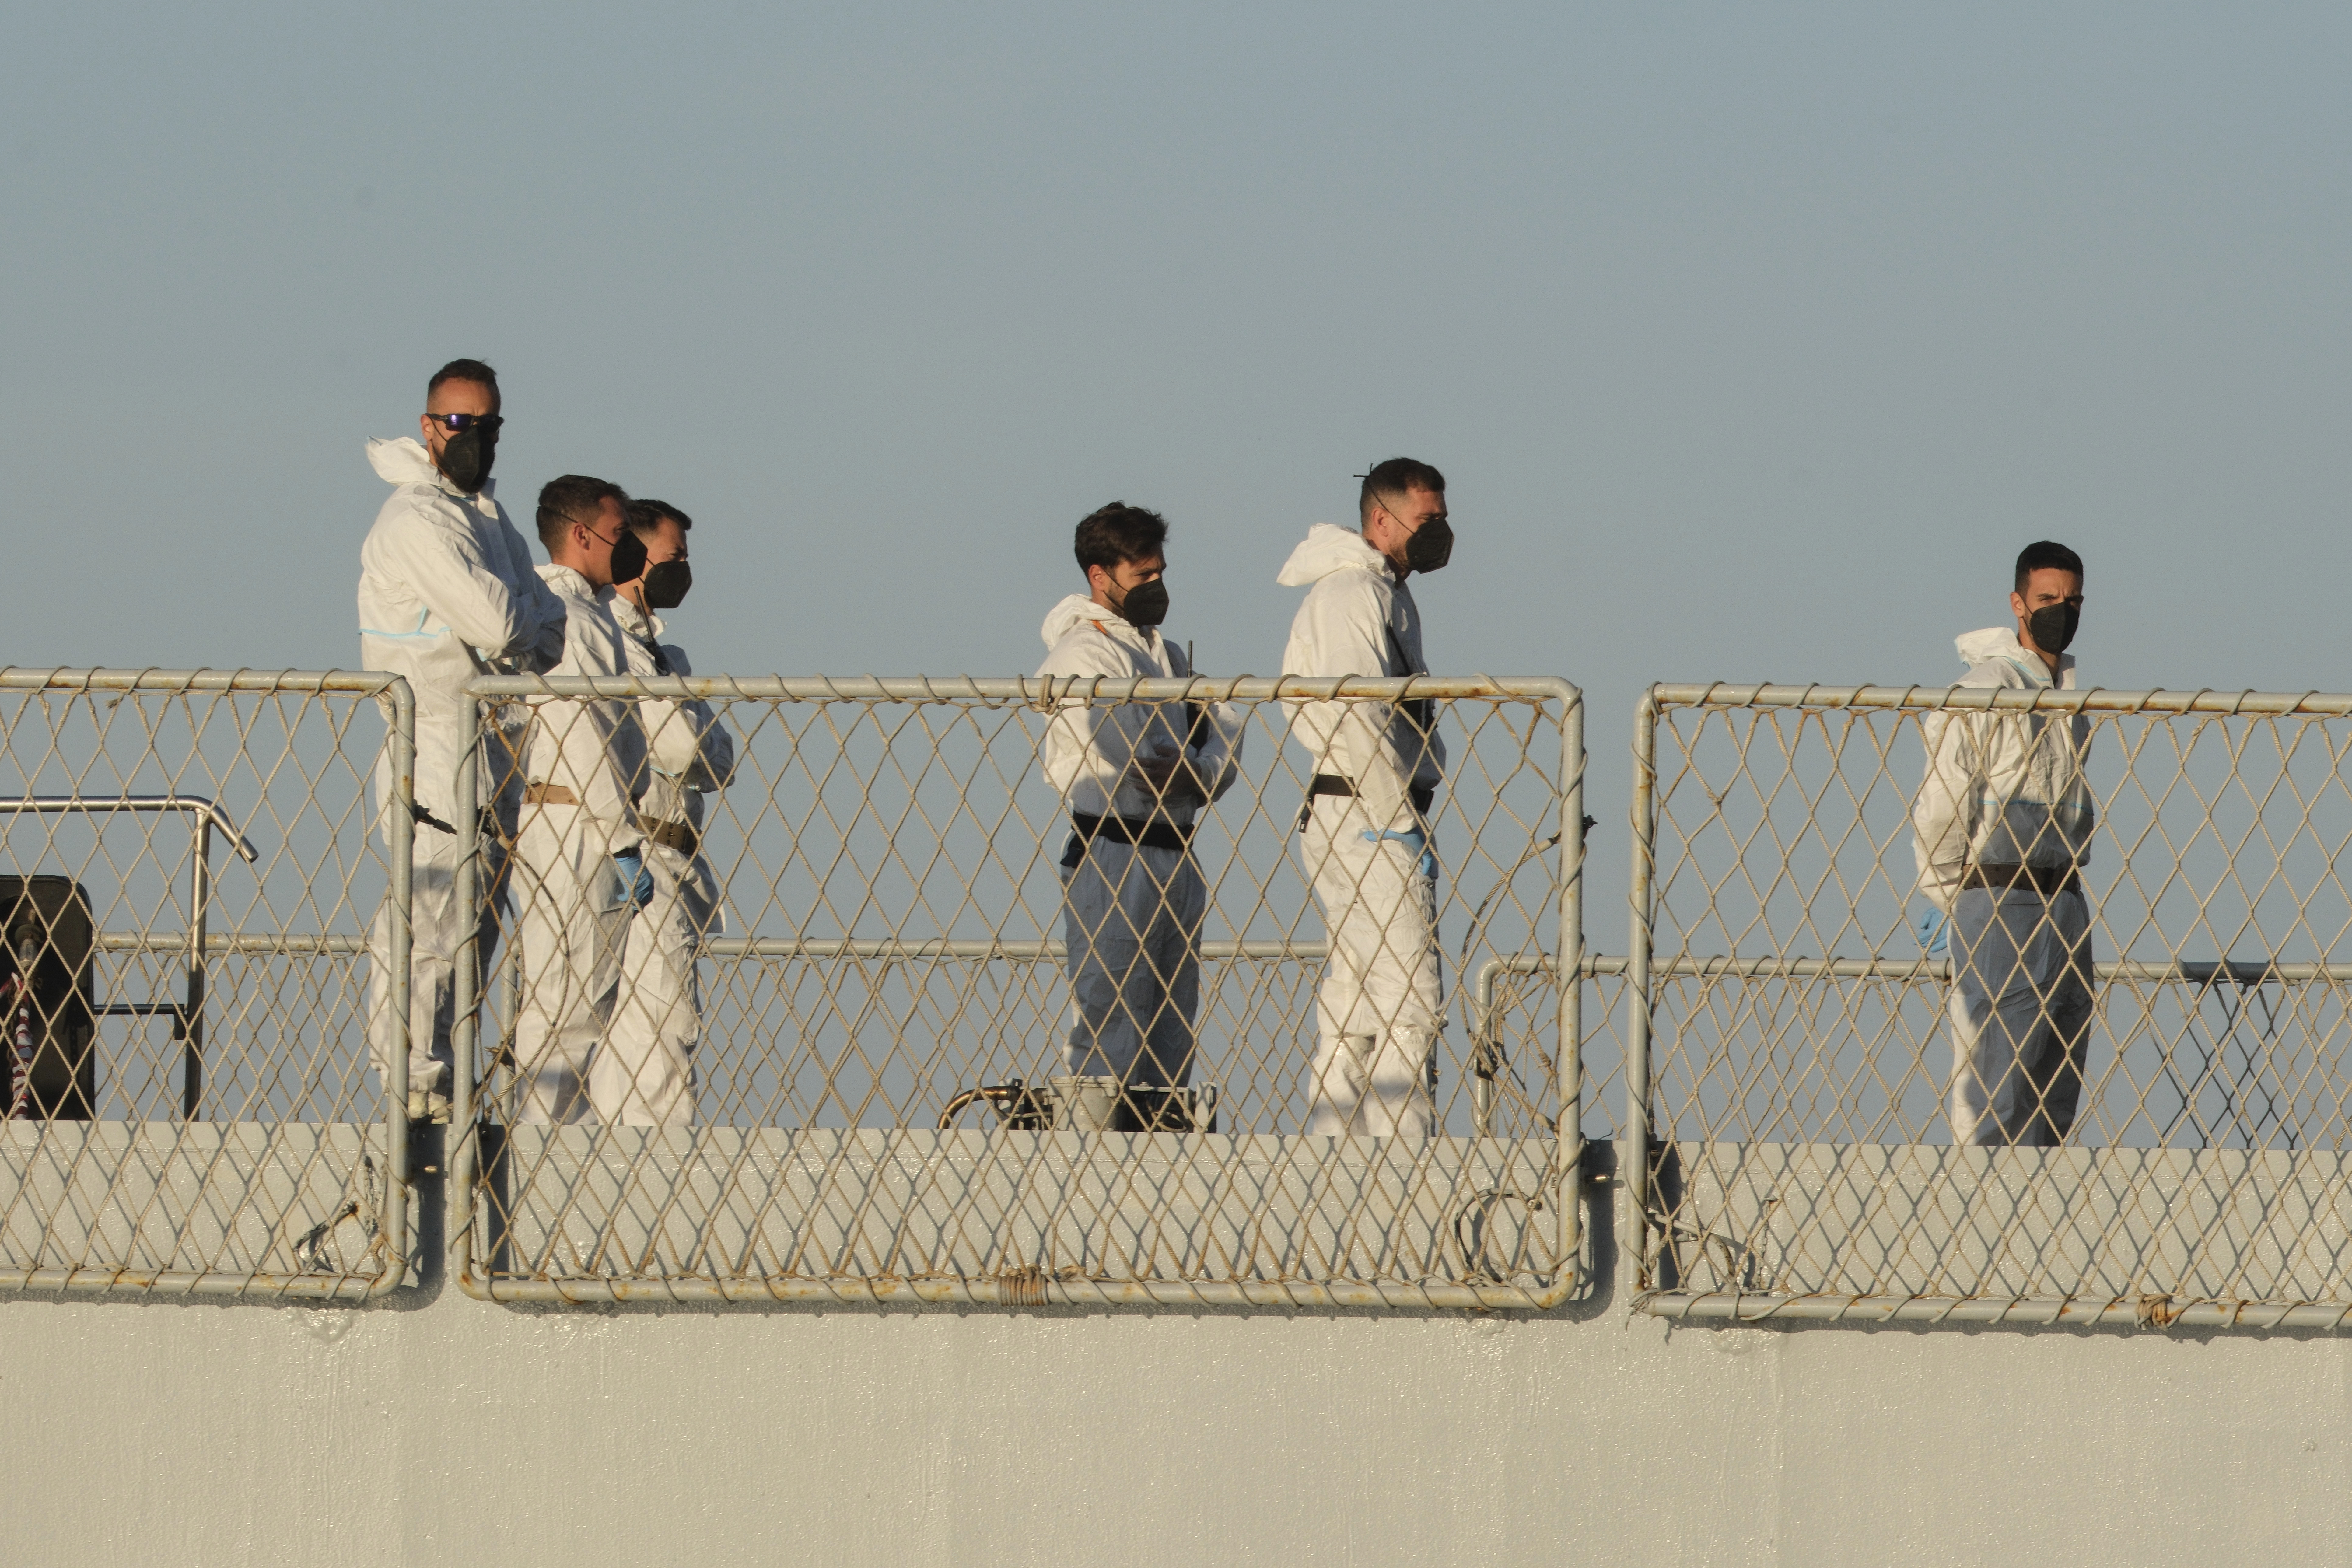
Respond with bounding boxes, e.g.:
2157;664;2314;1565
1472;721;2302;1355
2;1180;2346;1568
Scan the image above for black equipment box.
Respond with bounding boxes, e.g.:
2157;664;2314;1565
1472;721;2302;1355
0;877;98;1119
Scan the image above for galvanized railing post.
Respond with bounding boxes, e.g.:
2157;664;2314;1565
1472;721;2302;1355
1623;687;1658;1294
183;812;210;1119
1557;680;1585;1286
379;675;416;1294
448;695;483;1293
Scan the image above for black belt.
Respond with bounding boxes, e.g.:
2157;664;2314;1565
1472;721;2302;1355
642;818;700;859
1066;811;1192;856
1963;863;2081;897
1299;774;1437;830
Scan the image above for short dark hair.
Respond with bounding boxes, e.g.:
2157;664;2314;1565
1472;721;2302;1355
428;358;500;409
2014;540;2084;593
1358;457;1446;524
536;476;628;552
1074;502;1168;575
625;499;692;539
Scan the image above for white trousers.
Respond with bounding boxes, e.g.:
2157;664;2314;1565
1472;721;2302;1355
510;806;630;1125
1299;797;1442;1138
1947;887;2094;1146
598;846;708;1126
1059;838;1206;1085
366;801;510;1099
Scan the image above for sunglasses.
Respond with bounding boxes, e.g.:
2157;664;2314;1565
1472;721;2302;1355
426;413;504;434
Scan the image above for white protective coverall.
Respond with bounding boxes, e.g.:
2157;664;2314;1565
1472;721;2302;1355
510;565;645;1124
1912;626;2096;1146
356;437;565;1103
1037;595;1240;1090
1277;523;1448;1138
602;594;735;1126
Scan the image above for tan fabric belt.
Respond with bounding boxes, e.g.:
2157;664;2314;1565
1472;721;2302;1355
523;787;697;856
642;817;699;858
1963;863;2081;897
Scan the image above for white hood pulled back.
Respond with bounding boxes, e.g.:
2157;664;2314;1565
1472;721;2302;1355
1276;523;1445;830
1911;625;2095;913
1034;593;1241;827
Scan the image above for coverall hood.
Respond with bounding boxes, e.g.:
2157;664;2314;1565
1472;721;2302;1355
1276;523;1393;588
366;435;492;502
1954;625;2074;685
1911;621;2093;918
1040;592;1163;649
1276;519;1441;828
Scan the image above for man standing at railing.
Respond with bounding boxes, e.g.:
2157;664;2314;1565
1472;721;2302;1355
1913;540;2096;1146
1038;503;1241;1128
1278;458;1453;1138
358;359;566;1123
598;499;735;1126
510;476;649;1124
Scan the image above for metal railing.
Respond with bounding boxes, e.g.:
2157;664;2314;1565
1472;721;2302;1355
0;669;413;1298
450;674;1585;1307
1628;683;2352;1327
25;663;2352;1325
2;796;258;1117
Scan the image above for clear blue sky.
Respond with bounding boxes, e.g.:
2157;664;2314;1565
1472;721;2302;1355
4;3;2347;860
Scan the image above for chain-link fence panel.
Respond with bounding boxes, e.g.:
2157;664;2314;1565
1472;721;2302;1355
452;675;1582;1307
1627;684;2352;1327
1575;960;1631;1148
0;669;414;1296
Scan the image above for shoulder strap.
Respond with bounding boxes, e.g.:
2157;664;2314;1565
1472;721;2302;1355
1384;621;1434;738
636;633;673;677
1384;623;1416;678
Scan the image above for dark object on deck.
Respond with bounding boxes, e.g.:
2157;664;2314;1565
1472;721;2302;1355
0;877;98;1120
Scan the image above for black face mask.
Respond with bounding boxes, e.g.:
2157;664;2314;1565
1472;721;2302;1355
641;560;693;611
1117;578;1169;628
608;527;648;587
437;426;497;494
1404;516;1454;574
2027;601;2080;655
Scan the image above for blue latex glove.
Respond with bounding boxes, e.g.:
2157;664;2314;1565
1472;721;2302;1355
1914;909;1950;958
613;849;655;910
1361;827;1437;880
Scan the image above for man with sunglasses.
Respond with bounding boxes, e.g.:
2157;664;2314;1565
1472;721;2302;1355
358;359;565;1122
508;476;650;1125
1277;458;1456;1138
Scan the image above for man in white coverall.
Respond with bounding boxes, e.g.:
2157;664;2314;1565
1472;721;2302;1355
1913;540;2095;1146
1278;458;1455;1138
357;359;565;1122
1037;503;1240;1128
599;499;735;1125
510;476;648;1124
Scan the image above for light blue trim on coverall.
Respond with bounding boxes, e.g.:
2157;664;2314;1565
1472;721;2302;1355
1360;827;1437;880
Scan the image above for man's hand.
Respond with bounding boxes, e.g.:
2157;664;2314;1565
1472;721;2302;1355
1133;738;1197;796
1135;749;1211;803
